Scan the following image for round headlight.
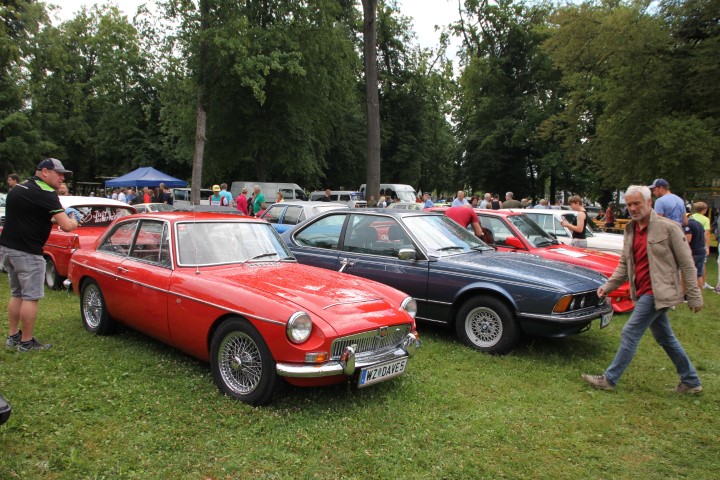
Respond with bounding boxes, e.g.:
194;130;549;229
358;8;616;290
401;297;417;318
287;312;313;344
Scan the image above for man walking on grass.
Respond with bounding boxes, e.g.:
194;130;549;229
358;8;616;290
582;185;703;394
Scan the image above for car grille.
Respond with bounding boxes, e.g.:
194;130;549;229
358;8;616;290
330;325;411;359
568;290;602;311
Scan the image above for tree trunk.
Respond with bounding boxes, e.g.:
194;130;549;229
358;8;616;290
191;93;207;204
191;0;209;205
362;0;380;201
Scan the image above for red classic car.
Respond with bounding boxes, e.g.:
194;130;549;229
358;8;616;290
431;207;633;313
67;212;420;405
43;196;136;289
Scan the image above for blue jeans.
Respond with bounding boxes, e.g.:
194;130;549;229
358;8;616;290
604;295;701;387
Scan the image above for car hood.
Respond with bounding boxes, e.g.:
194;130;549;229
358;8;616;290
203;263;410;333
441;251;607;291
535;245;618;277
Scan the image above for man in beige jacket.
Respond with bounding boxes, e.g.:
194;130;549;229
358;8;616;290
582;185;703;394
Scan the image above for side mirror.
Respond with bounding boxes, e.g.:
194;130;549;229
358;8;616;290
398;248;417;261
504;236;524;249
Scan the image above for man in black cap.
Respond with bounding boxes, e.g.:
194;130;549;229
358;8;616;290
1;158;79;351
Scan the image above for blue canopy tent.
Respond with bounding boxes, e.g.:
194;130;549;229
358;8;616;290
105;167;188;188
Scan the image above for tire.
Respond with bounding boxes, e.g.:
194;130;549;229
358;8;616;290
45;257;64;290
210;318;278;406
455;296;519;354
80;279;116;335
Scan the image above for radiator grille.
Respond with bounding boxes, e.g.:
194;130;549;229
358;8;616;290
330;325;410;359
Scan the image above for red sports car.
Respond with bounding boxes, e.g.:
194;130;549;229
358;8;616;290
43;196;136;289
431;207;632;313
67;212;420;405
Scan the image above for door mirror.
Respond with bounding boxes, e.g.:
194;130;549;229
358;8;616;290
398;248;417;261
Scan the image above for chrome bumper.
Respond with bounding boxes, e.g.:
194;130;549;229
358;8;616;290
518;301;613;323
276;333;421;378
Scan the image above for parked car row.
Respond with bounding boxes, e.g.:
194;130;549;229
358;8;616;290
2;195;623;406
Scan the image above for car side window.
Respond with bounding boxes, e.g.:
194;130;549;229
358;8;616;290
343;216;412;257
283;206;303;225
294;214;345;249
98;220;139;257
479;217;512;246
129;220;168;266
263;205;284;224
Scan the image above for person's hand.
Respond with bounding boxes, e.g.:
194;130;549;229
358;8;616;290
689;305;703;313
65;207;81;222
597;287;607;299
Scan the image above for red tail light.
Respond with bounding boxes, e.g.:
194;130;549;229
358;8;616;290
71;235;81;251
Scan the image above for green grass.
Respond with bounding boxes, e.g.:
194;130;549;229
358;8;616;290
2;257;720;479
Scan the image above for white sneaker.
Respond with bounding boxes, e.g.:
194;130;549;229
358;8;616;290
703;283;715;290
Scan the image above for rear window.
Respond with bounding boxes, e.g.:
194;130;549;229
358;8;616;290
70;205;135;227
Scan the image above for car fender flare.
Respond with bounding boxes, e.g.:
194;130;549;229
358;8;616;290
450;282;518;321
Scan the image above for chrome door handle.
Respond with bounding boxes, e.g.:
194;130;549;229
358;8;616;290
117;266;129;273
339;257;354;273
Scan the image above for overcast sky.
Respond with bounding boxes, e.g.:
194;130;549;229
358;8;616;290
52;0;461;51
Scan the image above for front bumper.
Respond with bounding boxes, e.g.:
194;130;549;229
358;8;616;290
517;302;614;337
276;333;421;378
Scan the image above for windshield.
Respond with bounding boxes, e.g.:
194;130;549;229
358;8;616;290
403;214;488;256
506;215;557;247
396;190;416;202
175;221;293;266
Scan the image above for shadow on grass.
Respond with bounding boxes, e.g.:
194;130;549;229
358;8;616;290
415;317;619;364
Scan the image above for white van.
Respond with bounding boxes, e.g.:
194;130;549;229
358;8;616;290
359;183;417;203
230;181;308;201
171;188;213;208
309;190;367;208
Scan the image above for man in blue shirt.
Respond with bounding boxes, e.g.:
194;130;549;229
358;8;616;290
649;179;685;226
451;191;468;207
422;193;434;209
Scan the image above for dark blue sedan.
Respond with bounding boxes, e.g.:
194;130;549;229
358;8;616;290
281;210;613;354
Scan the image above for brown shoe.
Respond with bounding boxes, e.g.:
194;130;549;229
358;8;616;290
582;373;615;390
672;383;703;395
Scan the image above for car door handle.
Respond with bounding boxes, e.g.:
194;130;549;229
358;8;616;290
117;266;129;274
338;257;354;273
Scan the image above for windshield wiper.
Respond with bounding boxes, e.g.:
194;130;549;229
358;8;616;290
436;246;465;252
242;252;279;264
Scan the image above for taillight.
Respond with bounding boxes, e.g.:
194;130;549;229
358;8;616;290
71;235;81;251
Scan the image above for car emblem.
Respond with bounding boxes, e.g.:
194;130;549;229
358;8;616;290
378;327;388;338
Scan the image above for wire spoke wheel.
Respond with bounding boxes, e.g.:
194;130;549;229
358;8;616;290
211;318;278;405
82;283;103;330
218;332;263;395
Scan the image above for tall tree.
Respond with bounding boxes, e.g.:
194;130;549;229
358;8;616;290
0;0;47;178
455;0;564;199
363;0;381;201
543;0;719;191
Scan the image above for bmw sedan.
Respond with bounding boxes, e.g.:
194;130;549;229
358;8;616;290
281;210;614;354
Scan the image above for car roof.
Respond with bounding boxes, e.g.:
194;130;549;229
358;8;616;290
503;208;573;216
121;211;267;222
59;196;134;208
267;201;349;208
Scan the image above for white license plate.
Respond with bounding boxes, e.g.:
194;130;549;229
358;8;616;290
358;359;407;387
600;311;613;329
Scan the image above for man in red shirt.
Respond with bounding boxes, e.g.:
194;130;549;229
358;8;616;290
444;204;484;239
582;185;703;394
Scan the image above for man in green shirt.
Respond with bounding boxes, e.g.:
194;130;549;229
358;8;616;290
253;185;265;216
